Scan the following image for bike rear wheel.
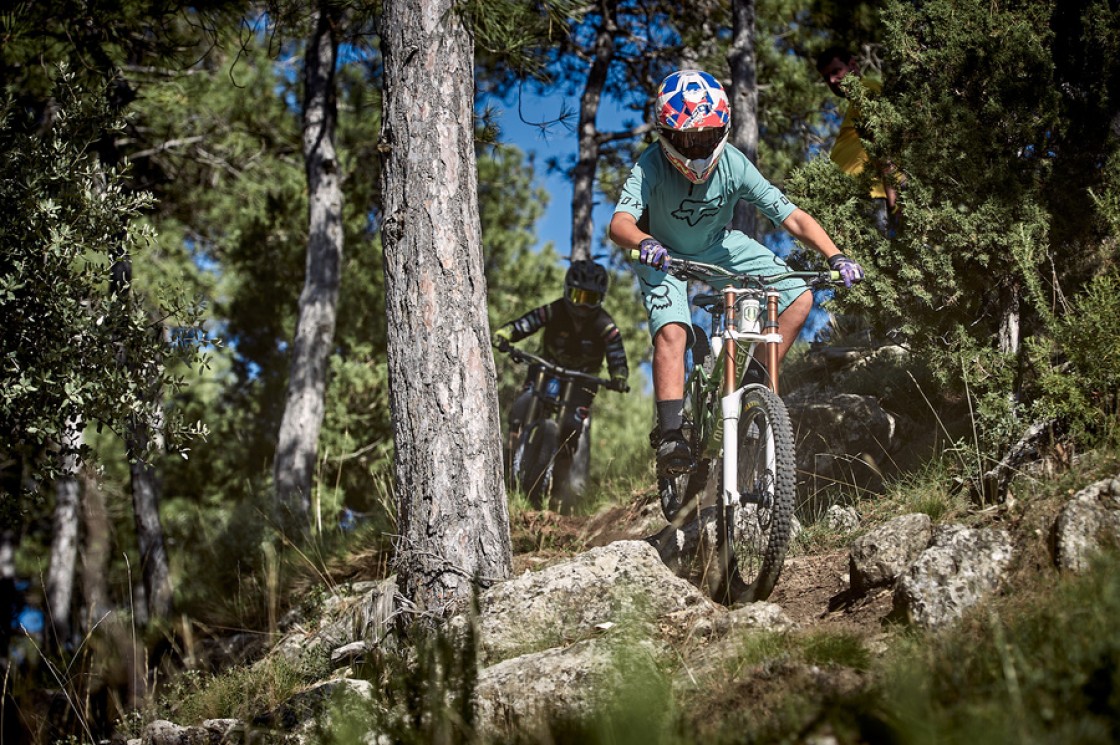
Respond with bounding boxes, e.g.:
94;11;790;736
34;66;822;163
517;419;558;509
708;386;796;604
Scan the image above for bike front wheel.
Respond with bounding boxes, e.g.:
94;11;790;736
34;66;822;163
709;386;796;605
517;419;558;509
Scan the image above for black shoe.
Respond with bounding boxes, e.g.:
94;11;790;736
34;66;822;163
655;429;693;477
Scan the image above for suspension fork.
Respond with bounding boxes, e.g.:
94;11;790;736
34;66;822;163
765;288;780;395
720;287;742;508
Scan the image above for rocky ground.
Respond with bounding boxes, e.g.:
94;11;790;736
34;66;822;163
512;491;893;636
131;462;1120;744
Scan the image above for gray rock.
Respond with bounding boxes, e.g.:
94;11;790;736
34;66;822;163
141;718;241;744
892;525;1013;629
473;636;660;737
788;392;909;518
273;577;400;667
1052;475;1120;572
331;640;372;669
849;513;933;591
451;540;717;666
825;504;860;533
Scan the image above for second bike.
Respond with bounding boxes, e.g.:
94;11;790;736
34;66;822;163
500;346;622;513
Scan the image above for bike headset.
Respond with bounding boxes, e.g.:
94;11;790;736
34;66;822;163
564;260;609;316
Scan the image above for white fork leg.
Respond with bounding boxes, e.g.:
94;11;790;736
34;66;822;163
720;387;745;508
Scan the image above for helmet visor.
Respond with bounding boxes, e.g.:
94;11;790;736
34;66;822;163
661;127;727;160
566;286;603;307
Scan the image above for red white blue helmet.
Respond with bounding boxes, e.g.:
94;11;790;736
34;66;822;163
655;70;732;184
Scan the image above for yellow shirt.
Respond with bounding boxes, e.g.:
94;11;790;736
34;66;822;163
829;78;892;199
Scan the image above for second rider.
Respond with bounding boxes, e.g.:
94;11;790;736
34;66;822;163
493;260;630;501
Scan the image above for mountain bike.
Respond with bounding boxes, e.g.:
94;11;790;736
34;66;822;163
499;346;623;513
630;248;839;605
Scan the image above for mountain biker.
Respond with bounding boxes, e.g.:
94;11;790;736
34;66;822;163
815;46;905;237
608;69;863;478
492;260;630;485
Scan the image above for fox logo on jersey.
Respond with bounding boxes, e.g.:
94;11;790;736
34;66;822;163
672;196;725;226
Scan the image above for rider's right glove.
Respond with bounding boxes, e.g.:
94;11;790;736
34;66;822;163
828;253;865;288
638;238;670;271
609;375;630;393
492;326;512;352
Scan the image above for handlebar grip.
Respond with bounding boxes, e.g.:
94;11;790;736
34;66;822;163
829;270;842;281
625;246;673;269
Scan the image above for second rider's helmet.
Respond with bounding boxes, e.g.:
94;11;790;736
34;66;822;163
655;70;732;184
564;260;609;317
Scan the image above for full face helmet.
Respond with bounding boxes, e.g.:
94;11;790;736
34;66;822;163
655;70;732;184
564;260;609;317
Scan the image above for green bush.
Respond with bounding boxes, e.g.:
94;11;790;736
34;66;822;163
1028;271;1120;444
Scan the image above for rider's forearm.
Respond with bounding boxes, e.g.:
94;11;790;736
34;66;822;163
609;212;649;250
782;208;842;261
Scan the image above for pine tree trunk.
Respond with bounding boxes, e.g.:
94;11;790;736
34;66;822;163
124;313;174;622
129;410;173;620
0;528;18;662
46;418;81;649
729;0;759;238
570;0;619;262
380;0;512;616
80;467;112;631
273;0;344;535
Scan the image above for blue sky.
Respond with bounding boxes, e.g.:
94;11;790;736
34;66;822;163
485;88;631;259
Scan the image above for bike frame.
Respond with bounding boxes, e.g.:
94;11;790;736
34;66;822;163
500;346;615;496
516;364;594;452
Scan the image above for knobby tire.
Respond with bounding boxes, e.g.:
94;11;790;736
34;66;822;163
518;420;558;509
709;386;796;605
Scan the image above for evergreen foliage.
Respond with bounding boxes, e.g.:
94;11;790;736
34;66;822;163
0;70;207;495
788;0;1120;455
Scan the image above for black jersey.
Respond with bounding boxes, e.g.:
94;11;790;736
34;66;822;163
503;299;628;379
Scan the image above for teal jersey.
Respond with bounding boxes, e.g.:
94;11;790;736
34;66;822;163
613;143;797;254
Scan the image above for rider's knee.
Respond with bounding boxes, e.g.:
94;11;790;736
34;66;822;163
654;322;689;352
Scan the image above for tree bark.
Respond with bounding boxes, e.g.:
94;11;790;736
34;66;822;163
0;528;18;663
380;0;512;617
273;0;344;536
46;419;81;649
728;0;759;238
998;280;1021;356
129;402;173;620
569;0;619;262
80;467;112;632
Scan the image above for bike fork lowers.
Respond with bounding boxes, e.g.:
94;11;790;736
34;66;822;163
721;387;745;508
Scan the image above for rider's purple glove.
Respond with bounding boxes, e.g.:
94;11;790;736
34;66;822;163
828;253;864;288
638;238;670;271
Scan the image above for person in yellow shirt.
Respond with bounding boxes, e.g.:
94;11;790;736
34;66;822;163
816;47;903;237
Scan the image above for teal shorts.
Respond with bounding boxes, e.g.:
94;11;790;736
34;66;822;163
632;229;810;347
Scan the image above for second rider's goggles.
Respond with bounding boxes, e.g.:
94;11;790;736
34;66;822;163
566;286;603;307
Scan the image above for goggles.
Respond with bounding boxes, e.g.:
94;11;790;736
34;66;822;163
566;286;603;307
661;127;727;159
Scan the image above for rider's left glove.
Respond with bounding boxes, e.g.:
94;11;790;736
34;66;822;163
609;375;630;393
637;238;670;271
828;253;865;288
493;326;512;352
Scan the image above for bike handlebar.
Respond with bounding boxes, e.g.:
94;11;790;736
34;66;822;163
502;346;620;391
624;248;840;288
